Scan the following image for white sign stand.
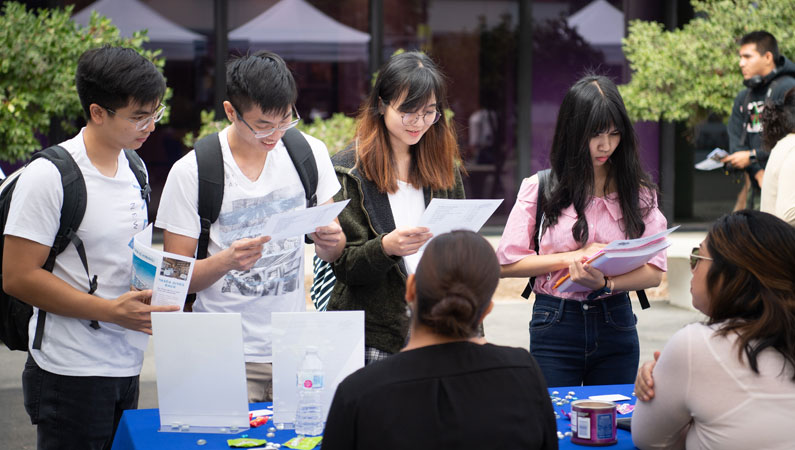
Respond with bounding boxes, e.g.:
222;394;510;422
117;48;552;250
271;311;364;428
152;312;250;434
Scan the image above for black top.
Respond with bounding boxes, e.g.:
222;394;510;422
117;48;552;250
322;342;558;450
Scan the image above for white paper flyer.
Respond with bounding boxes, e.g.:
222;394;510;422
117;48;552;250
127;225;195;350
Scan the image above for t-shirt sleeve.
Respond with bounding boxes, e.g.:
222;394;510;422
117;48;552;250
631;325;694;450
495;176;539;265
154;153;201;239
4;159;63;247
640;188;668;272
305;133;341;205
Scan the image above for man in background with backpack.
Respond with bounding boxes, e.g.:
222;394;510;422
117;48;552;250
2;46;179;449
722;30;795;209
156;51;344;403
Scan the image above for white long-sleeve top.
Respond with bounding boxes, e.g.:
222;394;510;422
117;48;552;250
632;323;795;450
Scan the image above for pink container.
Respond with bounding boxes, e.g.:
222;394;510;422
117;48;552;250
570;400;617;446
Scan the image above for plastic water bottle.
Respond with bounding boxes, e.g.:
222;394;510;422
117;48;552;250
295;346;324;436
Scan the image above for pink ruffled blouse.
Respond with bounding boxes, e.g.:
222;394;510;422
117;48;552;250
496;175;668;300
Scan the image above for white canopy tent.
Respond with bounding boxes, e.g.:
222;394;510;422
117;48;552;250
72;0;205;61
567;0;625;64
229;0;370;62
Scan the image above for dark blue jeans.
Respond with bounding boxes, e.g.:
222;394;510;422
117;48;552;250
22;353;139;450
529;293;639;388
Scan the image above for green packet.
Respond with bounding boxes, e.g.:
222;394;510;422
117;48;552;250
283;436;323;449
227;437;268;448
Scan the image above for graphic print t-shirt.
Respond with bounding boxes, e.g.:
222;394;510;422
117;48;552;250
155;127;339;362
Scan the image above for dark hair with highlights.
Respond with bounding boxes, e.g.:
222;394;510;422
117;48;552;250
355;51;461;193
226;51;297;115
413;230;499;338
76;46;166;120
705;210;795;379
761;86;795;151
544;75;658;245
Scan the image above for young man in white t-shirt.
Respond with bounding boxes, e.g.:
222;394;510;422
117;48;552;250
156;51;344;403
3;46;179;449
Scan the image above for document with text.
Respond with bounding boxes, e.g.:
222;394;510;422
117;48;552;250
402;199;503;274
260;200;350;239
127;225;195;350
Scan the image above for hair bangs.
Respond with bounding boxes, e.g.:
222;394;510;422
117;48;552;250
398;68;442;112
585;95;625;137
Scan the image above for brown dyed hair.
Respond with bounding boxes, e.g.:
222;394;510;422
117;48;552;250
414;230;499;338
355;51;461;193
705;210;795;379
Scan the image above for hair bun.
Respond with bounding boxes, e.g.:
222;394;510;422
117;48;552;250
422;283;479;338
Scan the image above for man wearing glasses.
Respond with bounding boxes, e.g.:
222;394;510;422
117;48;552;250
3;46;177;448
156;51;344;403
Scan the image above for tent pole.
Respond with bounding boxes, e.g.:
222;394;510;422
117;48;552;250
214;0;228;119
369;0;383;75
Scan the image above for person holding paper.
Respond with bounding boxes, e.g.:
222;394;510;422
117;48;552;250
328;51;465;365
323;231;557;450
155;52;344;403
2;47;179;449
496;75;667;387
632;211;795;450
759;86;795;225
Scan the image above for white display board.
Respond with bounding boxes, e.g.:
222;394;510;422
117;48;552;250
271;311;364;427
152;312;250;433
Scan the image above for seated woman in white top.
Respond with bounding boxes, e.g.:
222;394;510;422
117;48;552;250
760;86;795;225
631;210;795;450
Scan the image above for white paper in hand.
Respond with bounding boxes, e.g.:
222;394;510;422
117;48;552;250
695;148;728;171
260;199;350;239
416;199;503;250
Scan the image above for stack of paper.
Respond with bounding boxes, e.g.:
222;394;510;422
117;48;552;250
556;226;679;293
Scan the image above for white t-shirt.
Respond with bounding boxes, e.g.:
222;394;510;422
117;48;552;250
4;129;149;377
387;180;426;274
632;323;795;450
155;127;339;363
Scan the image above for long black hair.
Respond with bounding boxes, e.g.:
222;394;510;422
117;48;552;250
543;75;657;245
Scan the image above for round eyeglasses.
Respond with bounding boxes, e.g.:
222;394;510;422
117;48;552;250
105;103;166;131
387;103;441;127
689;247;713;270
233;105;301;139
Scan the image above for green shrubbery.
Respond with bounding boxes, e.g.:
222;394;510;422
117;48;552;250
0;2;168;162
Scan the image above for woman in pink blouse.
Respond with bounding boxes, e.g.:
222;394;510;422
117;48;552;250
496;75;667;387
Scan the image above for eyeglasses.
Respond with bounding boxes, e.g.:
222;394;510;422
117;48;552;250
233;105;301;139
386;103;441;127
105;103;166;131
689;247;713;270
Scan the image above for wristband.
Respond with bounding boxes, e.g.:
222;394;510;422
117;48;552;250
586;276;612;300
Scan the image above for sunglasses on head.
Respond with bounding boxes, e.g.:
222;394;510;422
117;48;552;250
689;247;713;270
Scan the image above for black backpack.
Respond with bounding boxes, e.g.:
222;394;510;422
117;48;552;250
519;169;650;309
185;129;318;309
0;146;150;351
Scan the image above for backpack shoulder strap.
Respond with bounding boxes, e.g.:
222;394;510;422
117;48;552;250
282;128;318;208
123;149;151;211
29;146;99;348
521;169;551;299
194;133;224;260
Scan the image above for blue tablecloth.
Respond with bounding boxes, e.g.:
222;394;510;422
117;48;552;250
552;384;637;450
113;385;638;449
111;402;296;450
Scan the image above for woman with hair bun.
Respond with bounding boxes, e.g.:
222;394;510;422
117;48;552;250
632;210;795;449
322;230;557;450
